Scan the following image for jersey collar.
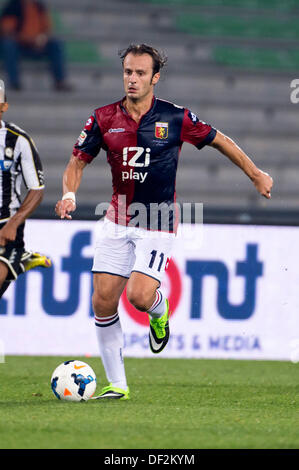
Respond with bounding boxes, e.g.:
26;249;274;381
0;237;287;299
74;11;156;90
120;95;156;121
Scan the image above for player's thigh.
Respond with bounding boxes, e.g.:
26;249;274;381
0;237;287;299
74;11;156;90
92;272;127;315
92;219;135;279
126;233;175;310
132;232;175;285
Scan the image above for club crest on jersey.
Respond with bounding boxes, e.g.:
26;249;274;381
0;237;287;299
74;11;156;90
155;122;168;139
5;147;14;159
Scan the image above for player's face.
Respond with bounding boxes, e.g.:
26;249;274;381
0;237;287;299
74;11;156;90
123;53;160;102
0;102;8;118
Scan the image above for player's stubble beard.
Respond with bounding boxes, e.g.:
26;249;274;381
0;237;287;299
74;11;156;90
125;69;158;103
125;80;155;106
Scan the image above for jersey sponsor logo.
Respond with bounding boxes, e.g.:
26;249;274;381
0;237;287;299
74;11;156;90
108;128;125;133
122;169;148;183
155;122;168;139
84;116;94;131
121;147;150;183
122;147;150;167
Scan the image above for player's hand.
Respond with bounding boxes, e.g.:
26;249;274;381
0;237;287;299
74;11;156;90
55;199;76;220
252;169;273;199
0;220;18;246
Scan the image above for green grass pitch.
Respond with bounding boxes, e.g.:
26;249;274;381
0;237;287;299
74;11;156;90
0;356;298;449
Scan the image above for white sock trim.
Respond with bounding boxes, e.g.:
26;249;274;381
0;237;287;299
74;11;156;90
148;290;166;318
95;312;119;327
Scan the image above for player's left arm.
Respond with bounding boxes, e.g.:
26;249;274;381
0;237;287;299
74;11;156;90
55;154;87;220
0;134;45;245
209;130;273;199
55;111;103;220
0;189;44;245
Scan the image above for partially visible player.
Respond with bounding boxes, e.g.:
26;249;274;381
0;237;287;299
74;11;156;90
0;79;51;298
55;44;273;400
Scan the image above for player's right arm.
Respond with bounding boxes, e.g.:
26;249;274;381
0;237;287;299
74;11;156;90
55;155;87;220
55;111;103;220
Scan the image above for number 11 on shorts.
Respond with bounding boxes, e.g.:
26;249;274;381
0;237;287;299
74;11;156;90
149;250;169;272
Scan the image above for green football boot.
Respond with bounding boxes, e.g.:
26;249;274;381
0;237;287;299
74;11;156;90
92;384;130;400
149;298;170;354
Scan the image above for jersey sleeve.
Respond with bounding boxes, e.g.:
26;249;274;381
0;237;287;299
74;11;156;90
19;134;45;190
72;112;102;163
180;109;217;149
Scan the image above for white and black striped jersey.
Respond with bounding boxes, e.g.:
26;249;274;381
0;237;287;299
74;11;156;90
0;120;44;222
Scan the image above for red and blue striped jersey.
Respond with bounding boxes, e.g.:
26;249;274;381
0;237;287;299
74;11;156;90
73;96;216;231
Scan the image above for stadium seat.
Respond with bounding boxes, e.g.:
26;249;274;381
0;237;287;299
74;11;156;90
175;14;299;40
213;47;299;71
137;0;299;11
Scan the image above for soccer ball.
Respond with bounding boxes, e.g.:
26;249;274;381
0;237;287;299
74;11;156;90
51;360;97;402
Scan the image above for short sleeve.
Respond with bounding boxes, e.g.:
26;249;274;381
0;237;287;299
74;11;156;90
180;109;217;149
73;112;102;163
19;135;44;190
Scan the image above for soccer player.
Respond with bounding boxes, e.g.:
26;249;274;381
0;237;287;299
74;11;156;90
0;79;51;298
55;44;273;400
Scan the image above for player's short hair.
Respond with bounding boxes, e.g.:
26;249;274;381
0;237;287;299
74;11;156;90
119;44;167;76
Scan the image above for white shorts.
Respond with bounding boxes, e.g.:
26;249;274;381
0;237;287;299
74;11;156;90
92;218;175;284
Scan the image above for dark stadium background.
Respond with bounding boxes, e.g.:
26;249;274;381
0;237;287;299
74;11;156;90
1;0;298;226
1;0;299;453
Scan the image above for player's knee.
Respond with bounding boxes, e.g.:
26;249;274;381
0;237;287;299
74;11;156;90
126;288;152;312
92;288;117;316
